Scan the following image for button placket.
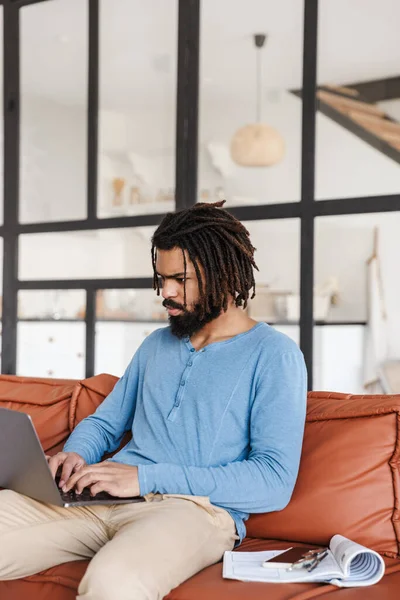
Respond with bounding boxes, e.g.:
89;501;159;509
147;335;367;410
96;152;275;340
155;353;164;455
167;349;200;421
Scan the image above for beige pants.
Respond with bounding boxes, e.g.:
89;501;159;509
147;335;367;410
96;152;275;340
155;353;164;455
0;489;238;600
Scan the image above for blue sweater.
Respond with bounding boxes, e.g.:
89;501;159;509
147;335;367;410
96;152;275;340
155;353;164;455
64;322;307;542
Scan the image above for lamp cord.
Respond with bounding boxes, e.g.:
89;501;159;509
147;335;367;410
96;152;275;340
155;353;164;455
256;47;262;122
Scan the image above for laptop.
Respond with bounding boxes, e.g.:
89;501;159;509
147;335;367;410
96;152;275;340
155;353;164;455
0;407;145;507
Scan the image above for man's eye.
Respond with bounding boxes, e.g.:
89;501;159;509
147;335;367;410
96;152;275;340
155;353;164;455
176;278;186;284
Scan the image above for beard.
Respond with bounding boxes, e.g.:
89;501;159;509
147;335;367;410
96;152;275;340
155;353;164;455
162;298;222;339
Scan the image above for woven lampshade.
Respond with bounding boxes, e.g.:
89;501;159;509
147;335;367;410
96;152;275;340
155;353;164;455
230;123;285;167
230;34;285;168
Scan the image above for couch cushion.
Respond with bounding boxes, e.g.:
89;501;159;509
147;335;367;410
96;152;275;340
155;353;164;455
0;560;88;600
246;392;400;558
3;543;400;600
0;374;117;454
165;538;400;600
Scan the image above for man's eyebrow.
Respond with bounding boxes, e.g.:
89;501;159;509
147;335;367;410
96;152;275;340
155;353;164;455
156;271;188;278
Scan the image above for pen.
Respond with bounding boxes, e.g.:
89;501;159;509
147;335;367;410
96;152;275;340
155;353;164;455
307;550;329;573
287;549;328;572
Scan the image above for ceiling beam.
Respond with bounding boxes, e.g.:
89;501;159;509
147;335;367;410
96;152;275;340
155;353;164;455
346;76;400;103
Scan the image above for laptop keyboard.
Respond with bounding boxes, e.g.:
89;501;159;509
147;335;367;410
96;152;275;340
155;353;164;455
55;476;119;503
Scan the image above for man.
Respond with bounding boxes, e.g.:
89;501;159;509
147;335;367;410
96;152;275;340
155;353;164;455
0;200;307;600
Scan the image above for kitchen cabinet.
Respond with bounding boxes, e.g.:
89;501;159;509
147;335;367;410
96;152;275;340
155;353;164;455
272;323;365;394
14;321;365;394
17;322;86;379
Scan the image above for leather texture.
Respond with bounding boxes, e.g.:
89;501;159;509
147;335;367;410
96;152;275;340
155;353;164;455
1;376;399;599
0;373;118;455
165;538;400;600
246;391;400;558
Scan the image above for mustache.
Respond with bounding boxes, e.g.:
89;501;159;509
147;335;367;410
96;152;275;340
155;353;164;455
162;299;185;311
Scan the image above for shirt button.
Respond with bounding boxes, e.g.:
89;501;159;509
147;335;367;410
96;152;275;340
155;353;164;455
180;380;186;386
190;348;195;353
188;361;193;367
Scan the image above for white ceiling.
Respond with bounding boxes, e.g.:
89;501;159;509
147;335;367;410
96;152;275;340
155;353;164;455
7;0;400;111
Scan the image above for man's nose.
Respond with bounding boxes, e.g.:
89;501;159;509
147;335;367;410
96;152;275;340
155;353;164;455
161;280;179;299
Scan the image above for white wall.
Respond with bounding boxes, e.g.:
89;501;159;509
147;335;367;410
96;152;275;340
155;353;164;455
315;110;400;199
20;95;87;223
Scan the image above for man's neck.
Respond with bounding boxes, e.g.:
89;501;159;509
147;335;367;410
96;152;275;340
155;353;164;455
189;304;259;351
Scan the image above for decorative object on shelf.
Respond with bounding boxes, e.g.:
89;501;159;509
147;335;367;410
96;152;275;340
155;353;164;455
273;277;340;322
151;297;168;321
76;306;86;319
111;177;125;206
96;290;105;318
247;286;290;322
165;188;175;202
230;34;285;167
200;189;210;202
129;186;141;204
156;189;166;203
206;142;234;178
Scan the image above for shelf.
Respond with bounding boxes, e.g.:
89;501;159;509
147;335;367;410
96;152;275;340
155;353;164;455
15;318;366;326
270;321;366;326
17;318;167;324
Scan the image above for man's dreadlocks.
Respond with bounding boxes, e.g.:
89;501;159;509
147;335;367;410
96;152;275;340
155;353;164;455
151;200;259;318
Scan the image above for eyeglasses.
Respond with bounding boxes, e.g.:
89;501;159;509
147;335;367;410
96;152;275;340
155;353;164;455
287;548;329;573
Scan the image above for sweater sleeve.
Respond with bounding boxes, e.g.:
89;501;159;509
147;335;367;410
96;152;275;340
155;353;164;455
63;351;141;464
138;350;307;513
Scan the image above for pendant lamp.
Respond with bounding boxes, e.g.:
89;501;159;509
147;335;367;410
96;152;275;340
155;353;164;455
230;34;285;167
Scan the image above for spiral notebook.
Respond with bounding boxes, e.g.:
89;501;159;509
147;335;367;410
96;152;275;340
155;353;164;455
223;535;385;588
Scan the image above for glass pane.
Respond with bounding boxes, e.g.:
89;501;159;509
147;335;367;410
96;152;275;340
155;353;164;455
19;227;156;280
198;0;304;206
0;237;3;320
20;0;88;223
96;289;168;323
0;238;3;371
98;0;178;218
0;6;3;226
245;219;300;324
316;0;400;200
95;321;167;377
314;212;400;394
18;290;86;320
17;322;85;379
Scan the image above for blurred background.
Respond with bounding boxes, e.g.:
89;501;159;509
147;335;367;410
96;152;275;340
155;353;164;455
0;0;399;394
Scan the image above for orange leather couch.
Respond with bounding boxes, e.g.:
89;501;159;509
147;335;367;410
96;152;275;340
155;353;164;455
1;373;400;600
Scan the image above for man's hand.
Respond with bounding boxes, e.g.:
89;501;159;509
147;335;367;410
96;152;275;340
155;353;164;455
46;452;87;488
62;461;140;498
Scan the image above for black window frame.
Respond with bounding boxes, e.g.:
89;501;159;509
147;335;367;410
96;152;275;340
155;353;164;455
1;0;400;387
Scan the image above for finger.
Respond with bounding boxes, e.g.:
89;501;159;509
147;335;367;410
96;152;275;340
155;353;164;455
47;453;67;479
63;467;110;493
90;481;114;496
59;458;86;488
64;463;105;488
73;473;113;495
62;465;89;491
